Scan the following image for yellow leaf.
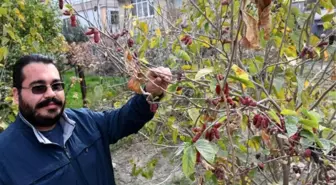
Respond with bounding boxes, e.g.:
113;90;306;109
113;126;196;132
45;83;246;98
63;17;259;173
304;81;309;88
232;64;249;81
114;101;122;108
139;21;148;35
14;8;25;22
310;35;320;46
157;5;162;15
123;4;134;9
155;28;161;37
181;65;192;70
198;36;210;48
323;50;329;61
176;89;183;95
18;0;25;9
284;45;297;57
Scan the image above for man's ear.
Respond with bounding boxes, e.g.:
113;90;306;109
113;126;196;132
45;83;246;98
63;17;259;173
12;88;19;105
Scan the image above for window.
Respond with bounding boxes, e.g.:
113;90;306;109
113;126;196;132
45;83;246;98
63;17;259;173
131;0;154;18
71;0;91;5
110;11;119;24
175;0;182;8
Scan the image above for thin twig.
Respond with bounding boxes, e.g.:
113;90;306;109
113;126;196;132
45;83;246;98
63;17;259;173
268;0;293;95
309;81;336;110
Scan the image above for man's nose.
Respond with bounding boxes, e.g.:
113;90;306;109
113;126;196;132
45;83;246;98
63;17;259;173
43;86;56;98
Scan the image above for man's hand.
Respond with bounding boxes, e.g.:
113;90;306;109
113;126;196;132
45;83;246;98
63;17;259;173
145;67;172;97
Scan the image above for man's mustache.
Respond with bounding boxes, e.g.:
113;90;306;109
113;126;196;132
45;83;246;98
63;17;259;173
35;98;63;109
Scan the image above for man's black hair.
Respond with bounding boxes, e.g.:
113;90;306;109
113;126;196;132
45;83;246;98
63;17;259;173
12;54;59;89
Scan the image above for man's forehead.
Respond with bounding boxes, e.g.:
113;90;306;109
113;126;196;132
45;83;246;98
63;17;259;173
22;63;60;83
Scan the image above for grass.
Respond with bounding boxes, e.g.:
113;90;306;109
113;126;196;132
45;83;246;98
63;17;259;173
61;70;127;109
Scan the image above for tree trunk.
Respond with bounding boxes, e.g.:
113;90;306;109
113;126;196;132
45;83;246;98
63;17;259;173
77;66;88;107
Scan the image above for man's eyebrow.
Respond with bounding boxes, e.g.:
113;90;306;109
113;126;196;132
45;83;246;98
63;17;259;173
51;79;62;84
29;79;61;86
29;80;46;86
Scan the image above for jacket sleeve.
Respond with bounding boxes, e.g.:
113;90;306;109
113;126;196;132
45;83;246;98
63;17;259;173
88;94;156;144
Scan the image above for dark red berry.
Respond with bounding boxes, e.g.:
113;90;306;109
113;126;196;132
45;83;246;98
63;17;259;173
304;149;312;158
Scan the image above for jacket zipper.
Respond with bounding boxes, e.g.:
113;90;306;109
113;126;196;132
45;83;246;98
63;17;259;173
64;145;71;159
63;143;89;185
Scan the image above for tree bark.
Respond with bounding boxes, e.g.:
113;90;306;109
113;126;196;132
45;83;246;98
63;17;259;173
77;65;88;108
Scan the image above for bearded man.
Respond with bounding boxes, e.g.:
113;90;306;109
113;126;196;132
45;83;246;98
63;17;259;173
0;54;172;185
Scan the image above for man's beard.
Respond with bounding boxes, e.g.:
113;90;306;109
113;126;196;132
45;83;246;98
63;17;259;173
19;95;65;128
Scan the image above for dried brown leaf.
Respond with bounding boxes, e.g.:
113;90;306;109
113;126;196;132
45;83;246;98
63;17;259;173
256;0;271;10
332;68;336;81
127;77;142;94
258;3;272;40
124;50;139;75
261;129;272;148
241;11;260;49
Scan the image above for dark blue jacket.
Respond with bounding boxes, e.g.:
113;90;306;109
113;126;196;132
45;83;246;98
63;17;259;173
0;94;155;185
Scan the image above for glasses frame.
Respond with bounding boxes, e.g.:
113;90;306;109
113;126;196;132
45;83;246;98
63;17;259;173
21;82;65;94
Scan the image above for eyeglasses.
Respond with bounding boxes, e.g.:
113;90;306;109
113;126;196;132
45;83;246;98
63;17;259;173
21;82;65;94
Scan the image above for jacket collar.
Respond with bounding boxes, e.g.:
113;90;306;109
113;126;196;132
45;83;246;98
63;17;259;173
18;111;76;146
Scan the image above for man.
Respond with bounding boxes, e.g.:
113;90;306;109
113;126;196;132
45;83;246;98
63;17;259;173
0;54;172;185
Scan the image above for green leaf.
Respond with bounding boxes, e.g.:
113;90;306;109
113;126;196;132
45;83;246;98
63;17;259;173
194;67;213;80
188;108;199;123
238;143;248;153
321;13;335;22
172;128;178;144
150;37;160;48
0;47;9;61
182;143;196;178
247;136;261;151
0;7;7;16
299;119;318;129
300;137;314;148
329;91;336;100
167;116;176;126
228;75;255;88
138;39;149;58
139;57;149;64
319;138;331;154
175;50;191;62
301;109;319;122
65;4;73;9
323;22;333;30
167;83;178;93
273;77;284;92
218;115;227;123
4;26;16;40
194;139;219;164
189;42;200;54
94;85;103;99
300;130;315;142
204;22;210;32
267;110;280;124
285;116;299;137
281;109;297;116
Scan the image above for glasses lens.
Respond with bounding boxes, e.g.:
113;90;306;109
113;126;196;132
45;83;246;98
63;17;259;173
51;82;64;91
31;85;47;94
